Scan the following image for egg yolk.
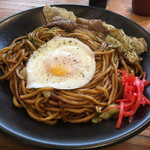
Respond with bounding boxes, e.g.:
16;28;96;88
50;65;67;76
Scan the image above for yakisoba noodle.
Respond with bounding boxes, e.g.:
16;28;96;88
0;24;144;125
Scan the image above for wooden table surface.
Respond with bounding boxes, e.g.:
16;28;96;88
0;0;150;150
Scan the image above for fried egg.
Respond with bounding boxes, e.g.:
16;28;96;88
26;37;96;89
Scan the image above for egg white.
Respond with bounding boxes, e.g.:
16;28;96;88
26;37;96;89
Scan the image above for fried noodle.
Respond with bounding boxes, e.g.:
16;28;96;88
0;26;143;125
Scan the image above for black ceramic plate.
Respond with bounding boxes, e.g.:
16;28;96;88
0;4;150;150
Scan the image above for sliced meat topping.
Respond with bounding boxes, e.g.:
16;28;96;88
44;16;77;32
77;18;108;34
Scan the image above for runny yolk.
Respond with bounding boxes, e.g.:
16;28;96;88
50;65;67;76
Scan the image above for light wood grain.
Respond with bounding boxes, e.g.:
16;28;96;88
0;0;89;21
106;0;150;32
0;0;150;150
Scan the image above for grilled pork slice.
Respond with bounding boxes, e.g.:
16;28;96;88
77;18;107;34
43;5;107;34
44;16;77;32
